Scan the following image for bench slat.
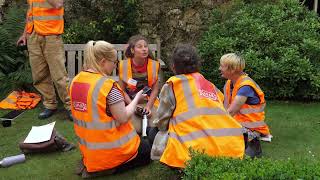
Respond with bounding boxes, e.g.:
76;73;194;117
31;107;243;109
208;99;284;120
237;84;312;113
64;43;166;83
77;51;83;73
67;51;76;78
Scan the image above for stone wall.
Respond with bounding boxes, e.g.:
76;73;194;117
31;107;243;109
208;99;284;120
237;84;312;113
137;0;229;63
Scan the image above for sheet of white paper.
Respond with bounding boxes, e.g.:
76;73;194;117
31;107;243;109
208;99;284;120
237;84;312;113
24;122;56;143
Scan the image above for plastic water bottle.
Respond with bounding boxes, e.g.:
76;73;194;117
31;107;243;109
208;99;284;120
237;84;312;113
0;154;26;167
142;114;148;137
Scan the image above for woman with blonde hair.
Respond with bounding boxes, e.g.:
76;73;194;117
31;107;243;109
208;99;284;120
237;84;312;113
219;53;272;157
69;40;151;178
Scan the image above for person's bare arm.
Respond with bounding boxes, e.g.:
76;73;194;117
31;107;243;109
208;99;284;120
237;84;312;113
109;90;144;124
227;95;247;116
145;80;160;111
118;80;132;104
16;13;28;46
47;0;64;9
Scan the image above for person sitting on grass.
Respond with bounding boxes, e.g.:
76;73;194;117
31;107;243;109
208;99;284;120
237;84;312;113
153;44;245;168
118;35;160;142
219;53;272;157
69;40;151;178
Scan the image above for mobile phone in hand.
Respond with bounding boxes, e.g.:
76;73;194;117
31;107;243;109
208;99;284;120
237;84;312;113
142;87;152;95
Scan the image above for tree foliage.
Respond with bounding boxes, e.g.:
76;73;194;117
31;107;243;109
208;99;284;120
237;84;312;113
0;6;32;98
63;0;139;44
198;0;320;100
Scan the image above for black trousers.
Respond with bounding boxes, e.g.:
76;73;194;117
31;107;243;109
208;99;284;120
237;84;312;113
115;127;158;173
244;133;262;158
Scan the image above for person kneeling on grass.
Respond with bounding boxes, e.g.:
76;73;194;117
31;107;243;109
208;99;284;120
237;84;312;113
153;44;245;168
69;40;152;178
219;53;273;157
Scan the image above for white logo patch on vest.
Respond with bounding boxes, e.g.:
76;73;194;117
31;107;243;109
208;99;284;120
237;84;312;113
128;78;138;87
192;73;218;102
71;82;90;112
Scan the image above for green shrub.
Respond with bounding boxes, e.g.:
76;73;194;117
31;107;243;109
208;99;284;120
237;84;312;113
63;0;139;44
0;6;33;99
183;151;320;180
198;0;320;100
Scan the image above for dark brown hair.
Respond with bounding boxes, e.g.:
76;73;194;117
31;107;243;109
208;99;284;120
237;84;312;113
124;34;154;59
171;44;200;75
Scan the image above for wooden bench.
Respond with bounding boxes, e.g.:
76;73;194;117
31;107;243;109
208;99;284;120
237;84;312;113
64;43;166;83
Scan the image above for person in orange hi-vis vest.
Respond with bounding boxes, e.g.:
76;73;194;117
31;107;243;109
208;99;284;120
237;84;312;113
16;0;71;120
153;44;245;169
118;35;160;141
69;40;153;178
220;53;272;158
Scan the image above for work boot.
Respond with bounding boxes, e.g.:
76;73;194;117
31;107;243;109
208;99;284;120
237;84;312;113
38;108;57;119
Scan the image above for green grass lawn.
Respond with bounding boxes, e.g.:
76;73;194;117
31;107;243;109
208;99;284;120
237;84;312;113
0;101;319;180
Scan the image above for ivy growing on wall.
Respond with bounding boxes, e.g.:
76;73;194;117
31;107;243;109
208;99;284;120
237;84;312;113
63;0;139;44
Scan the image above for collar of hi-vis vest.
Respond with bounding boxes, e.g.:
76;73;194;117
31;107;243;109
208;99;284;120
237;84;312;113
224;74;265;107
226;74;267;129
120;58;158;89
72;74;137;150
27;1;64;22
166;73;244;143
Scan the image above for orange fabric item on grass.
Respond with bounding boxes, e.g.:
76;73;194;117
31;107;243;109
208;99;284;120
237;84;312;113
0;91;41;110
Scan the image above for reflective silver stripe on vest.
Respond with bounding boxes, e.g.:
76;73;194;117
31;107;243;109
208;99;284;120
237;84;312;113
32;2;54;8
240;121;266;128
92;77;109;123
223;83;229;109
151;61;157;84
78;130;137;150
169;128;243;143
175;75;195;109
30;15;63;21
73;77;117;130
239;103;266;114
4;97;15;104
122;60;128;83
170;107;227;126
73;117;117;130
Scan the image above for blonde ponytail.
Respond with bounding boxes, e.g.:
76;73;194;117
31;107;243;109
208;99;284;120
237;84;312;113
83;40;116;75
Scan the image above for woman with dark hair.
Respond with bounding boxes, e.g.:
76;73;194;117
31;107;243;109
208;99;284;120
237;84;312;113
119;35;160;140
153;44;245;168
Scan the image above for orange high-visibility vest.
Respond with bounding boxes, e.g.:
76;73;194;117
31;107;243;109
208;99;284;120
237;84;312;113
160;73;245;168
119;58;160;90
0;91;41;110
26;0;64;35
119;58;160;106
69;71;140;172
223;74;270;135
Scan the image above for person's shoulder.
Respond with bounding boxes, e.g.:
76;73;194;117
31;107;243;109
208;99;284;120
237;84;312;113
166;75;180;83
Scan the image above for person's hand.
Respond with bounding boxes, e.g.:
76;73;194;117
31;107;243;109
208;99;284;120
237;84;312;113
134;90;146;102
16;35;27;46
143;106;152;117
